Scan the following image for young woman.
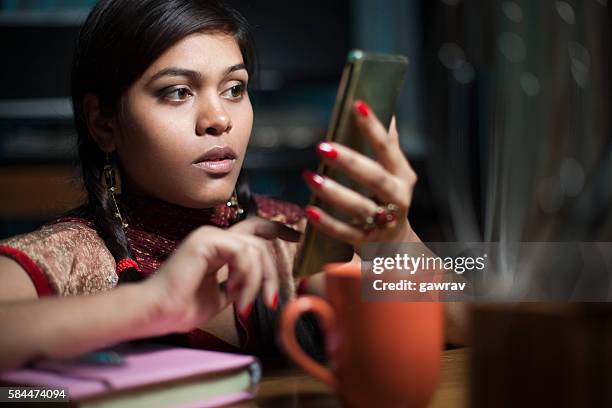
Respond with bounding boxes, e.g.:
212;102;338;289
0;0;464;370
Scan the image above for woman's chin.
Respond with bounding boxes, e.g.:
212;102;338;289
185;187;235;208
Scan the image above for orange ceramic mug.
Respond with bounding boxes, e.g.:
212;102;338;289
278;262;444;408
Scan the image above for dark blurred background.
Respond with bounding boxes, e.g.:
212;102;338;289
0;0;609;245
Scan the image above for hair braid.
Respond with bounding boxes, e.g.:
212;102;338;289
78;143;141;282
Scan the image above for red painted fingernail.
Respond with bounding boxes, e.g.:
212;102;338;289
302;170;325;189
304;206;321;222
297;277;310;295
239;302;253;320
355;100;369;118
316;142;338;160
271;292;278;310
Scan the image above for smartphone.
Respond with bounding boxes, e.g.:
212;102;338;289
293;50;409;278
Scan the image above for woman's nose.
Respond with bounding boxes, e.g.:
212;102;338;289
195;99;232;136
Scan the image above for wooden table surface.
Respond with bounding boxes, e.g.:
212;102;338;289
232;348;467;408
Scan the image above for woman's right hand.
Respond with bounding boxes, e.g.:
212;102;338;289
0;219;298;369
141;224;281;334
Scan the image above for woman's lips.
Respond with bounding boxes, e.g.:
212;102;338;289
192;158;236;175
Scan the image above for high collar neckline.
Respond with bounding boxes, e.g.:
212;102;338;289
119;193;240;242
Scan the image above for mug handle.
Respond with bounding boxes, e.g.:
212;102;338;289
278;295;337;388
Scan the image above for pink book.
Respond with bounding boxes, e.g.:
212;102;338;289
0;343;261;408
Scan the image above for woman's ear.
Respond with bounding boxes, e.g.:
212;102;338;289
83;93;117;152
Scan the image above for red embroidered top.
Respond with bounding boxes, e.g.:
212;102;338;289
0;193;306;354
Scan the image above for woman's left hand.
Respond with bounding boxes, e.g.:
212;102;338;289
302;100;419;252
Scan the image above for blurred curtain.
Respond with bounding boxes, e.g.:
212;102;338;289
423;0;610;243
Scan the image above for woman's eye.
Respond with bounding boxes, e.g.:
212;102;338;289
162;87;193;101
222;83;246;100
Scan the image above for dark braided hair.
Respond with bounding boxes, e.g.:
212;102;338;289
71;0;323;360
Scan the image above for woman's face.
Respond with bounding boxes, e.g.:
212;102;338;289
114;32;252;208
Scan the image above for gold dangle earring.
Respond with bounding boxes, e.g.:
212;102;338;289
102;152;128;229
226;188;244;216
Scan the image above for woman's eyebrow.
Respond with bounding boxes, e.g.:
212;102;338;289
225;63;246;75
146;63;246;85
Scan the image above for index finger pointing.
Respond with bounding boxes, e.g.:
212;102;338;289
230;217;301;242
